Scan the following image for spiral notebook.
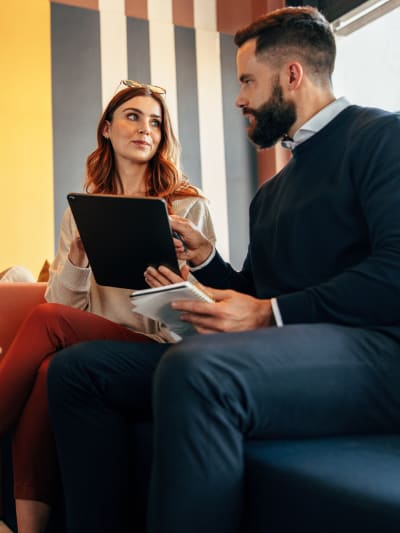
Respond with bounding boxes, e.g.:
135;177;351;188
130;281;214;338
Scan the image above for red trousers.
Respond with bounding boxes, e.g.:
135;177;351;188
0;303;154;504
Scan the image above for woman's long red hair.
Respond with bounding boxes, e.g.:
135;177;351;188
85;86;200;211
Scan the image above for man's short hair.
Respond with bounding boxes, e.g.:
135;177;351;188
234;6;336;83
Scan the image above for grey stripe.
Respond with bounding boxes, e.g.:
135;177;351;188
174;26;202;188
220;33;258;269
51;3;102;251
127;17;151;84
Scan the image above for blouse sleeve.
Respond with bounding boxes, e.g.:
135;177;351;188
45;208;92;310
182;196;217;246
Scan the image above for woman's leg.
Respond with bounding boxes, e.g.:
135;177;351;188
13;358;54;533
10;308;154;533
0;302;153;435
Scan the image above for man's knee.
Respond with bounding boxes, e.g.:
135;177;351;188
154;337;228;404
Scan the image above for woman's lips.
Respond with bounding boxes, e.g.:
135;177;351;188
133;140;151;148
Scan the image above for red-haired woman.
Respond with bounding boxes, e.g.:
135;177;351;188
0;81;216;533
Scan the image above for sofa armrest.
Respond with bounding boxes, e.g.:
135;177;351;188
0;282;47;355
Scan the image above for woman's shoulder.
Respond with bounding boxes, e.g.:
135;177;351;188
171;189;209;216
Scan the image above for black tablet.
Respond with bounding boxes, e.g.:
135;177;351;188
67;193;180;289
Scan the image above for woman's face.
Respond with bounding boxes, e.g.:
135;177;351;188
103;95;163;165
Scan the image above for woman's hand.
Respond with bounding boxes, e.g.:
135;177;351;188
144;265;190;287
68;235;89;268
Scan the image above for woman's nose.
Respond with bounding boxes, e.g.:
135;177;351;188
138;123;150;134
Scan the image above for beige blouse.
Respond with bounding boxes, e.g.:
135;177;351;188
45;195;216;343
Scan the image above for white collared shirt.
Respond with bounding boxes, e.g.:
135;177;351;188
281;96;351;150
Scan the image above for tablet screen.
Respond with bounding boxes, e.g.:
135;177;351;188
67;193;180;290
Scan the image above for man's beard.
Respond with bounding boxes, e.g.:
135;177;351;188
245;82;296;149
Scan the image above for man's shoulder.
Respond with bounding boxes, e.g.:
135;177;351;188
343;106;400;152
345;105;399;131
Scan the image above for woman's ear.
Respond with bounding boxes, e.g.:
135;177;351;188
102;120;110;139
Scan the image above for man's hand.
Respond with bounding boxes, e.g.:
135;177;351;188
170;215;213;266
171;288;274;334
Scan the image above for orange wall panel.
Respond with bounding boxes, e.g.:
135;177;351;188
125;0;147;19
173;0;194;27
51;0;98;9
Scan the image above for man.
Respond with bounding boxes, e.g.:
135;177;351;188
48;6;400;533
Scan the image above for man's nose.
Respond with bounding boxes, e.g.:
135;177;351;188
235;93;247;109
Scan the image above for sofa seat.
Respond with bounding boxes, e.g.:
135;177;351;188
243;435;400;533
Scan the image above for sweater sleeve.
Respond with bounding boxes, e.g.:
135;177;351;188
278;113;400;327
45;208;92;310
193;250;256;295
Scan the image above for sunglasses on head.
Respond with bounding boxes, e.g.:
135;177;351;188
116;79;166;96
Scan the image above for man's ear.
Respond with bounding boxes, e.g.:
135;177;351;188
287;62;303;90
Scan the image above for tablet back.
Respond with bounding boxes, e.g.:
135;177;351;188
67;193;180;289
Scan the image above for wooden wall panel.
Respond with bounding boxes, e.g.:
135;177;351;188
51;0;98;9
125;0;147;19
173;0;194;27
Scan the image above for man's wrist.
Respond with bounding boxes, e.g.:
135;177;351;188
189;242;215;270
264;300;275;327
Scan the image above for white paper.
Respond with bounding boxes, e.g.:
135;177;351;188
130;281;213;338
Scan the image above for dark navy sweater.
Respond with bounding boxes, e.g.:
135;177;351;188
196;105;400;335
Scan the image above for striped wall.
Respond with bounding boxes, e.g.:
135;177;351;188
49;0;262;268
2;0;284;276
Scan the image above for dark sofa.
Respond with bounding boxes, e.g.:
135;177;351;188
1;283;400;532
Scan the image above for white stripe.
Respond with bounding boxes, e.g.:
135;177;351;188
194;0;217;30
99;0;127;109
147;0;173;23
148;0;179;136
195;27;230;261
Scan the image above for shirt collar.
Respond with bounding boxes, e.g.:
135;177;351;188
281;96;351;151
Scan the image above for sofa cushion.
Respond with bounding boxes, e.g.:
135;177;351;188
243;435;400;533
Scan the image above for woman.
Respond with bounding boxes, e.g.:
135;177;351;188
0;80;215;533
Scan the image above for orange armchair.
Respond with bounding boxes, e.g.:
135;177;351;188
0;282;46;525
0;282;46;356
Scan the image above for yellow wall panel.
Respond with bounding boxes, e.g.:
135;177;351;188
0;0;53;278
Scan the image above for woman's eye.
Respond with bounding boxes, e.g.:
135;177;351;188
151;119;161;128
127;112;139;121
